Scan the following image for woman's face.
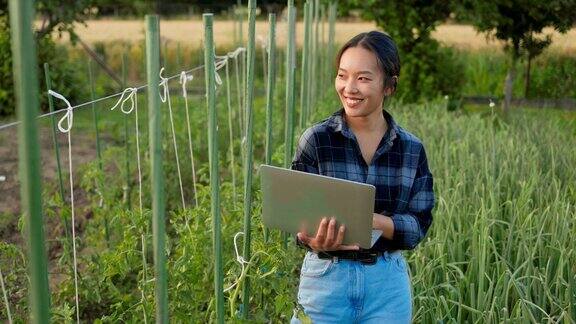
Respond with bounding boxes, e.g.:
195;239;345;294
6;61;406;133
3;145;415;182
335;46;387;119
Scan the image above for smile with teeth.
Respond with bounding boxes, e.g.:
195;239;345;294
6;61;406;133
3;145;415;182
345;96;364;106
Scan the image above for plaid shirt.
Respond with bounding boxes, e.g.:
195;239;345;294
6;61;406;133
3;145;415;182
292;108;434;251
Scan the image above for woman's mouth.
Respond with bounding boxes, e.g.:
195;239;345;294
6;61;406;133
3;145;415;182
344;96;364;107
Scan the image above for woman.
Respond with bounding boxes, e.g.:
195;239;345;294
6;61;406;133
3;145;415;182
290;31;435;323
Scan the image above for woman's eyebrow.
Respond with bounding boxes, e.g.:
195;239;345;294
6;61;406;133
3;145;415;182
338;68;373;75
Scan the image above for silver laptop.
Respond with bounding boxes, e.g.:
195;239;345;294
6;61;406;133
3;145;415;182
260;164;381;249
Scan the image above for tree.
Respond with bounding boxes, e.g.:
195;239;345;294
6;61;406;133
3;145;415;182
459;0;576;112
338;0;465;102
0;0;95;116
521;32;551;98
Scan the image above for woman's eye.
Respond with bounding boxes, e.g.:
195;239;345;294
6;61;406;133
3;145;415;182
359;77;370;81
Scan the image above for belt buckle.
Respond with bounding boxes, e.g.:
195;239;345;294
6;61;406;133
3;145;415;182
359;252;378;265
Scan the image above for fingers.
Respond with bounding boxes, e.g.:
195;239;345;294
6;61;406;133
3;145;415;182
334;224;345;246
297;232;311;245
324;218;337;247
339;244;360;251
303;217;354;252
314;217;329;244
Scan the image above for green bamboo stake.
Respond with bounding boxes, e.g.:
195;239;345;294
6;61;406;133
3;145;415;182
203;13;224;324
284;0;297;167
328;2;337;79
299;1;311;130
237;0;244;48
42;64;65;203
319;4;326;97
263;13;277;243
283;0;297;248
87;59;110;248
225;61;238;208
241;49;247;137
145;14;168;324
233;53;245;187
233;5;238;46
162;40;169;71
121;52;132;208
265;13;277;174
326;2;337;109
8;0;51;322
305;1;314;125
43;63;73;248
233;54;243;142
261;37;267;93
241;0;257;318
176;42;182;68
87;60;103;173
310;0;320;112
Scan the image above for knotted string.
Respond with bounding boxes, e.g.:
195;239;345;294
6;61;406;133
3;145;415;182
159;68;186;209
223;232;249;293
179;72;199;208
47;90;80;324
48;90;73;133
110;87;138;114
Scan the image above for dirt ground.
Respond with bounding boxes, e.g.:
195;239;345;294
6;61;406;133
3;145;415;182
0;124;97;245
59;20;576;52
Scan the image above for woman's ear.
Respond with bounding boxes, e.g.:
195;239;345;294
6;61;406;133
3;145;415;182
384;76;398;96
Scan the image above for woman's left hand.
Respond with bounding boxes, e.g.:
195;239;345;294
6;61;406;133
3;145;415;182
373;213;395;240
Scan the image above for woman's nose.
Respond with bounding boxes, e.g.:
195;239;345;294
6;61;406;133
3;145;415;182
344;80;359;93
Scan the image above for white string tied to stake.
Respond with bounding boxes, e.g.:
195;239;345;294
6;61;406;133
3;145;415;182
214;48;246;87
109;87;144;213
227;47;246;59
179;71;199;209
109;86;147;322
179;71;193;99
159;67;187;209
47;89;80;324
159;67;170;103
224;232;250;293
214;59;225;86
110;87;138;114
48;90;74;133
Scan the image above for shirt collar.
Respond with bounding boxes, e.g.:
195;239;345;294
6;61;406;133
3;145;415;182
327;108;399;146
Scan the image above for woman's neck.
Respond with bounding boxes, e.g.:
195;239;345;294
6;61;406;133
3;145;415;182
345;108;387;135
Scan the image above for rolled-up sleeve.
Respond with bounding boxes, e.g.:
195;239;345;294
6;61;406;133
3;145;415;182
291;128;319;175
390;145;435;250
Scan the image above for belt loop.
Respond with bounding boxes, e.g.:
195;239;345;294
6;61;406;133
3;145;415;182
332;256;339;263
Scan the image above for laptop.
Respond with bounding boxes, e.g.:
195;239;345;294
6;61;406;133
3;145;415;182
260;164;382;249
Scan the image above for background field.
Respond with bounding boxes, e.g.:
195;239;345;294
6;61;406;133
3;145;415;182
62;20;576;53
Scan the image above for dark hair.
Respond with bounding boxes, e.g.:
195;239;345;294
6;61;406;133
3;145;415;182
335;31;401;95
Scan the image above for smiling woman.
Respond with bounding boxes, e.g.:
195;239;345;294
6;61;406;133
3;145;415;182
291;31;434;323
335;33;399;121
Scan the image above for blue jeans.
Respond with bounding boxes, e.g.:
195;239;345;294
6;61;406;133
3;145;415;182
291;250;412;324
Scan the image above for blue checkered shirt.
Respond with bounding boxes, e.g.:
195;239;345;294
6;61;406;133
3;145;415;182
292;108;435;251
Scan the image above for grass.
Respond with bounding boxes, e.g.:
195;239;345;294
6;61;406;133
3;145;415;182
389;101;575;322
458;49;576;99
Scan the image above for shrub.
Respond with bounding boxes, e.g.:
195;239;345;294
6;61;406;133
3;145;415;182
0;16;87;117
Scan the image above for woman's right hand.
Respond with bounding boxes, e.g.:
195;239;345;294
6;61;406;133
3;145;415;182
297;217;360;252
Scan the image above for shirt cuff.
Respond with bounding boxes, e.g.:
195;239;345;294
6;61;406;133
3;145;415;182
391;213;424;250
